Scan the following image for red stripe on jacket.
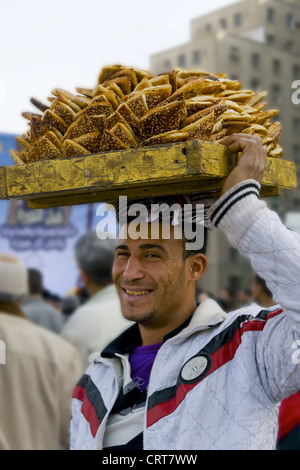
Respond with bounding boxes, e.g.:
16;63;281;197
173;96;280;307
278;391;300;441
147;309;283;428
72;385;100;438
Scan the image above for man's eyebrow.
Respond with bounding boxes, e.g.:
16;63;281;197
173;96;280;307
115;245;129;251
115;243;168;254
139;244;168;254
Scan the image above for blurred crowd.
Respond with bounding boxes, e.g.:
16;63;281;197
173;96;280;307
0;232;299;450
0;232;131;450
196;281;269;313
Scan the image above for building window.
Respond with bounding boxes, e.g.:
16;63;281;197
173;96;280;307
250;78;261;93
293;118;300;134
252;53;260;69
267;7;275;23
178;54;186;68
286;13;295;30
220;18;227;29
163;60;171;69
192;50;201;65
205;24;212;33
230;46;240;62
284;40;295;52
273;59;281;75
234;12;242;27
229;248;238;264
266;34;275;45
293;64;300;80
271;84;282;103
293;145;300;162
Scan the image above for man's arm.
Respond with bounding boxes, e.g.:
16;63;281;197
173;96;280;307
207;133;300;402
209;133;300;315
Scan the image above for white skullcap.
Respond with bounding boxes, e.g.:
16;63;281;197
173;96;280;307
0;254;28;297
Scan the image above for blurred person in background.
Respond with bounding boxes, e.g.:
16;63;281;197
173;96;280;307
64;284;90;307
42;289;63;312
217;287;235;311
251;274;276;310
61;295;81;323
22;268;64;334
61;232;132;369
252;273;300;451
237;288;252;308
195;284;214;304
75;285;90;305
0;254;82;450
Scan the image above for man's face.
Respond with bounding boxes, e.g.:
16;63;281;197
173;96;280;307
112;222;195;328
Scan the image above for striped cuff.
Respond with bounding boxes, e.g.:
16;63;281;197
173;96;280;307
207;180;267;247
208;180;261;227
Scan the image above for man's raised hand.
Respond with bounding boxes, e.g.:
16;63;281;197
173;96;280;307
219;133;267;196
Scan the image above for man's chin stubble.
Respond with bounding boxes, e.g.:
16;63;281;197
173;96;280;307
122;309;156;326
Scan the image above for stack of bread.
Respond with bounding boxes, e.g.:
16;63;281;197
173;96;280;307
10;65;283;165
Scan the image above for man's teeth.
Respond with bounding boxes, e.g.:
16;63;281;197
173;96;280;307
125;289;151;296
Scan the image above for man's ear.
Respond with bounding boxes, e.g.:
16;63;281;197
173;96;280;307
188;254;208;282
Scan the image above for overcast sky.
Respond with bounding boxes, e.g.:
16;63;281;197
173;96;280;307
0;0;237;134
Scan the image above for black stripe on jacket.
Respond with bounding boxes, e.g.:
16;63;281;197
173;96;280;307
146;307;283;427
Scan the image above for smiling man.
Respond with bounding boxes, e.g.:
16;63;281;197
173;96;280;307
113;226;207;346
70;134;300;450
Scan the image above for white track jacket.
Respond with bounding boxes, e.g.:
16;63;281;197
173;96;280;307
70;180;300;450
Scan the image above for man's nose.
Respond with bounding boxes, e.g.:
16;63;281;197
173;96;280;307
123;255;144;280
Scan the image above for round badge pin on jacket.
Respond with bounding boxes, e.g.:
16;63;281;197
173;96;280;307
180;354;211;384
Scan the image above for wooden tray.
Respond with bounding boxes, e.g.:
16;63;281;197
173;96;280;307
0;140;297;209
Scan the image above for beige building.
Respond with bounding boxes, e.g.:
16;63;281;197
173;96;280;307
150;0;300;298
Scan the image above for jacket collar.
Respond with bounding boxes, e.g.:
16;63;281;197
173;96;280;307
188;298;227;329
101;299;227;359
101;323;141;358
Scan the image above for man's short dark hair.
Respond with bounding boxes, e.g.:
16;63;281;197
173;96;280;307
115;196;209;261
27;268;43;295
